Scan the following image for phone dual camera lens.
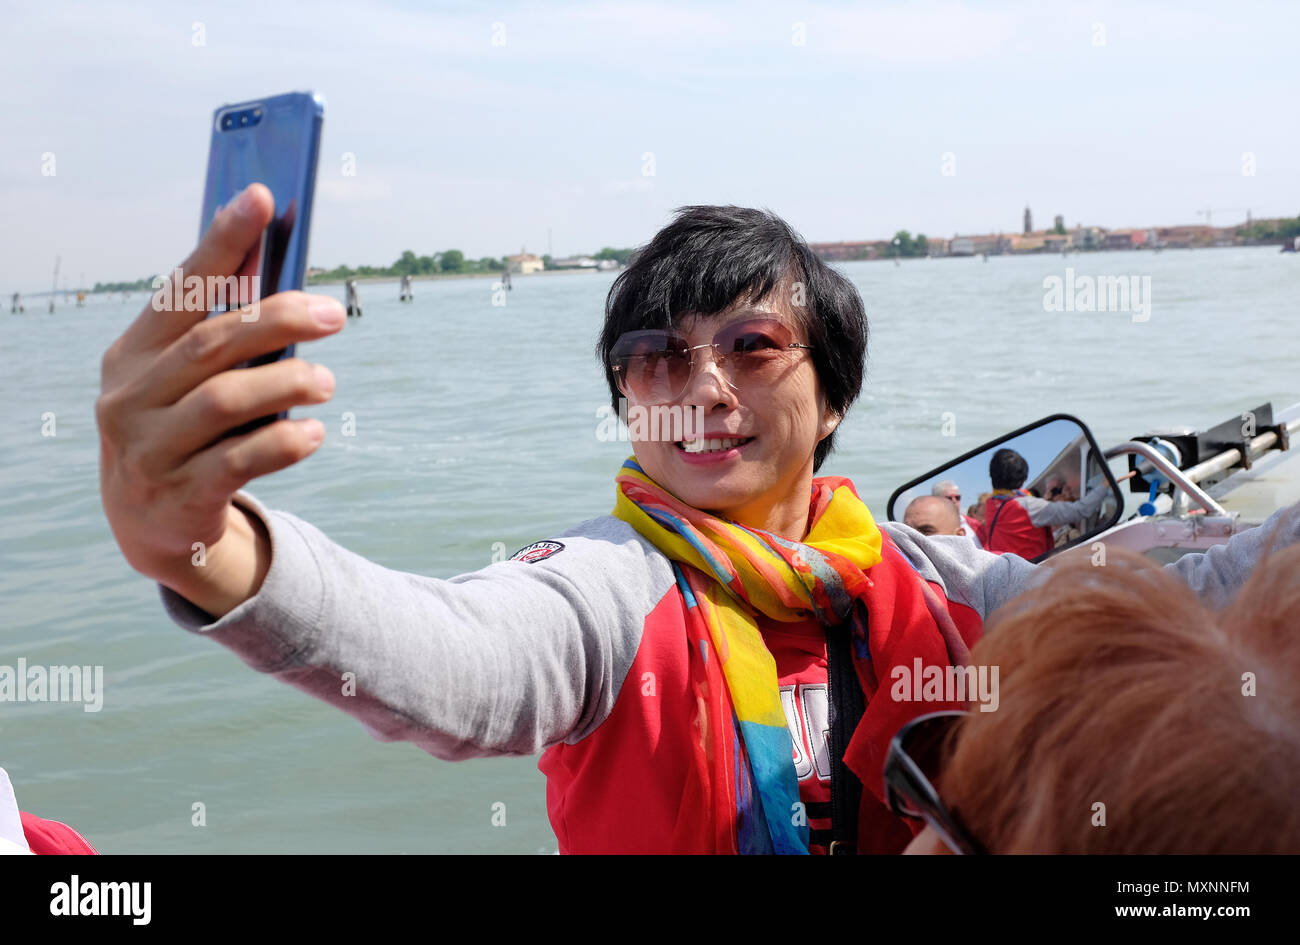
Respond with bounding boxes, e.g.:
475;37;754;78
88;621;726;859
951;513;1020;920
220;107;264;132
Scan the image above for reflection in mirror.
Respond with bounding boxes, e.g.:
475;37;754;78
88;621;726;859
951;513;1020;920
887;417;1122;562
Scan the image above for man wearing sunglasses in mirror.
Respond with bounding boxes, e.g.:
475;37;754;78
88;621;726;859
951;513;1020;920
932;480;983;549
99;191;1300;854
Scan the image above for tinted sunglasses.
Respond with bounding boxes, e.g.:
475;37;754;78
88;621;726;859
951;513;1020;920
883;710;986;855
610;317;814;405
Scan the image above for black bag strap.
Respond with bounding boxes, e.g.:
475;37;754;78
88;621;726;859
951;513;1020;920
984;495;1013;546
826;621;866;855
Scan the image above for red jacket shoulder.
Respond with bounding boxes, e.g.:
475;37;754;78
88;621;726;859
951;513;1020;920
20;811;99;854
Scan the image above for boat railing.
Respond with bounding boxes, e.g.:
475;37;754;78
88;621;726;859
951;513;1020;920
1104;415;1300;520
1102;441;1228;517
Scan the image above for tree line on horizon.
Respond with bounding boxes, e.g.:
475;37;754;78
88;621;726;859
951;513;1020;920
883;231;931;258
1237;217;1300;242
307;246;637;283
86;247;638;294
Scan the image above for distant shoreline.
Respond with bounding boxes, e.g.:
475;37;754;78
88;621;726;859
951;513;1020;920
308;239;1296;287
812;239;1297;265
305;267;616;288
31;243;1289;300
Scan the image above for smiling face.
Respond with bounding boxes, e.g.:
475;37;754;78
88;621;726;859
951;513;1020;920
623;282;841;540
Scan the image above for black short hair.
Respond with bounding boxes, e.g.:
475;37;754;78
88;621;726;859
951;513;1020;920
596;205;868;473
990;448;1030;490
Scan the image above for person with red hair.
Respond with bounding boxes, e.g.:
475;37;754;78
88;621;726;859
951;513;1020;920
892;535;1300;854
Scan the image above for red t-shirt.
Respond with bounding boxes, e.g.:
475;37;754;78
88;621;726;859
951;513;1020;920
765;617;835;854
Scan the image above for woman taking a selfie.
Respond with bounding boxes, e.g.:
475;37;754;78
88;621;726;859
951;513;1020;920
96;184;1300;854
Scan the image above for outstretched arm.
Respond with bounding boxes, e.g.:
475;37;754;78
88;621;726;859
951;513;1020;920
1162;504;1300;609
158;492;667;759
1021;486;1108;528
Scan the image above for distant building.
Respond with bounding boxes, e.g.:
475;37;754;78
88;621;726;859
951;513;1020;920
950;234;1003;256
505;249;545;274
1069;226;1105;250
552;256;599;269
1154;224;1217;248
1010;230;1073;252
1008;235;1047;253
1024;206;1033;235
1053;214;1065;232
809;240;891;261
1102;229;1149;250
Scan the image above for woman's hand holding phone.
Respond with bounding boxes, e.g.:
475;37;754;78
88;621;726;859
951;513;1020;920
96;183;344;618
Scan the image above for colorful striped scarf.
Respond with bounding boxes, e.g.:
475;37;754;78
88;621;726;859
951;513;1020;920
612;457;888;854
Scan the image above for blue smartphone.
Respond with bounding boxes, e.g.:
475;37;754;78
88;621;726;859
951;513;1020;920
200;90;324;436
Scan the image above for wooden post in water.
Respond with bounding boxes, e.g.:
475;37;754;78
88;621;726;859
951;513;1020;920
49;256;59;313
399;274;413;302
346;280;362;317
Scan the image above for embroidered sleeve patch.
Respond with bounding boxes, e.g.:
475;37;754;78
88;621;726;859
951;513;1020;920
509;540;566;563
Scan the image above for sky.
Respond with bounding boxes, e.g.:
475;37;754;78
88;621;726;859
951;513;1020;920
2;0;1296;291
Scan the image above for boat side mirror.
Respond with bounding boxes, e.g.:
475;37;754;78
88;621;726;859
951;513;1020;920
886;414;1124;562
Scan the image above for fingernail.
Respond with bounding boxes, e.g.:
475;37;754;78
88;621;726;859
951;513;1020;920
303;419;325;443
313;363;335;394
232;185;260;218
311;297;345;327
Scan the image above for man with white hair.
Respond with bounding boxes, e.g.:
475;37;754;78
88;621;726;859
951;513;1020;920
932;480;983;548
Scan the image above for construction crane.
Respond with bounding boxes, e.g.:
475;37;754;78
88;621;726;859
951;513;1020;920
1196;207;1260;228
